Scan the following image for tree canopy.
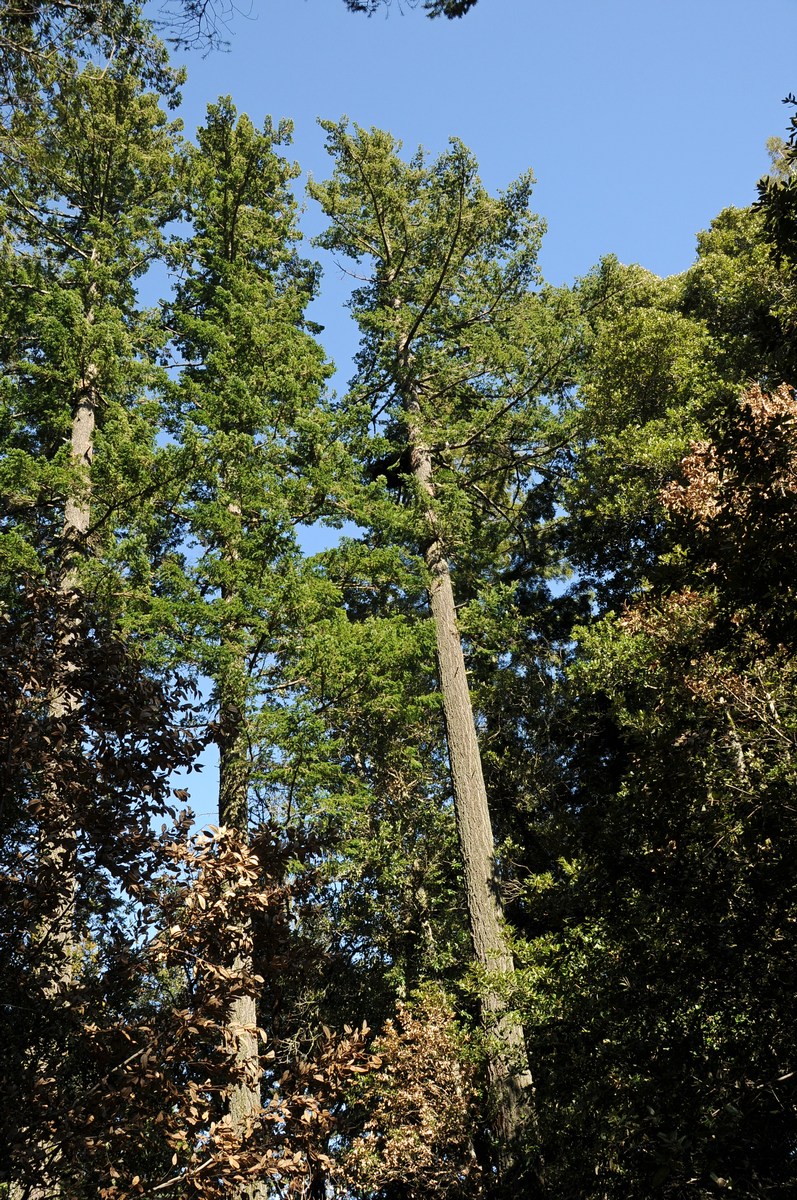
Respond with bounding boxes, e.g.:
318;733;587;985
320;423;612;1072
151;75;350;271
1;7;796;1200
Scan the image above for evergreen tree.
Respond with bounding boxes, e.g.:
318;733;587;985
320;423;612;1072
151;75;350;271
158;95;330;1150
0;0;222;102
519;198;797;1196
0;41;180;590
309;120;568;1187
0;36;181;1005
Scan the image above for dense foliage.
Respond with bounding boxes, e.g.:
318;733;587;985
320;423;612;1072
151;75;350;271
1;6;796;1199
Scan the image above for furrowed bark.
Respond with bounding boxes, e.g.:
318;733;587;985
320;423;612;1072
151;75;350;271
40;347;99;997
218;695;262;1146
218;549;263;1176
408;397;539;1189
27;326;100;1200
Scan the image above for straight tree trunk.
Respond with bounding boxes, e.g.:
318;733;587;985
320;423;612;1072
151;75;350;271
217;553;262;1174
27;332;100;1200
408;401;539;1189
218;690;262;1142
40;348;99;996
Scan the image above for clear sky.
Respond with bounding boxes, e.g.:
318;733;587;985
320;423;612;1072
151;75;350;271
161;0;797;384
167;0;797;273
156;0;797;822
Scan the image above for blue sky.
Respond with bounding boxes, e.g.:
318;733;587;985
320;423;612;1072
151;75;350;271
162;0;797;387
170;1;796;270
157;0;797;822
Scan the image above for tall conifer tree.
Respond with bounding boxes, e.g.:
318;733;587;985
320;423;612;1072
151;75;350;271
0;35;181;990
310;121;567;1186
161;97;330;1144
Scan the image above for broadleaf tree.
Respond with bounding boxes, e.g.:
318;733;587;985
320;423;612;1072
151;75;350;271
515;193;797;1195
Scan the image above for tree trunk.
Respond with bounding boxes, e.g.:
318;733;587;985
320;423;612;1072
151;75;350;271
408;407;539;1189
218;693;263;1145
38;355;98;996
217;560;262;1174
27;343;100;1200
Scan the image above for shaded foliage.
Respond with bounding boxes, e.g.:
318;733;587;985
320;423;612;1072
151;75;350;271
0;583;382;1200
519;379;797;1197
2;5;797;1194
343;992;482;1199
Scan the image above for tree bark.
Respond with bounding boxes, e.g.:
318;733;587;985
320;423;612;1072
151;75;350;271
218;696;263;1148
217;550;263;1175
408;404;538;1188
28;336;100;1200
39;354;99;997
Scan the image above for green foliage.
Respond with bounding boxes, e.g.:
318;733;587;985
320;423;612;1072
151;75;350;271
683;205;797;384
0;47;181;595
564;258;726;607
3;9;797;1194
757;94;797;267
295;123;572;1027
526;582;797;1195
132;97;333;835
517;213;797;1192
